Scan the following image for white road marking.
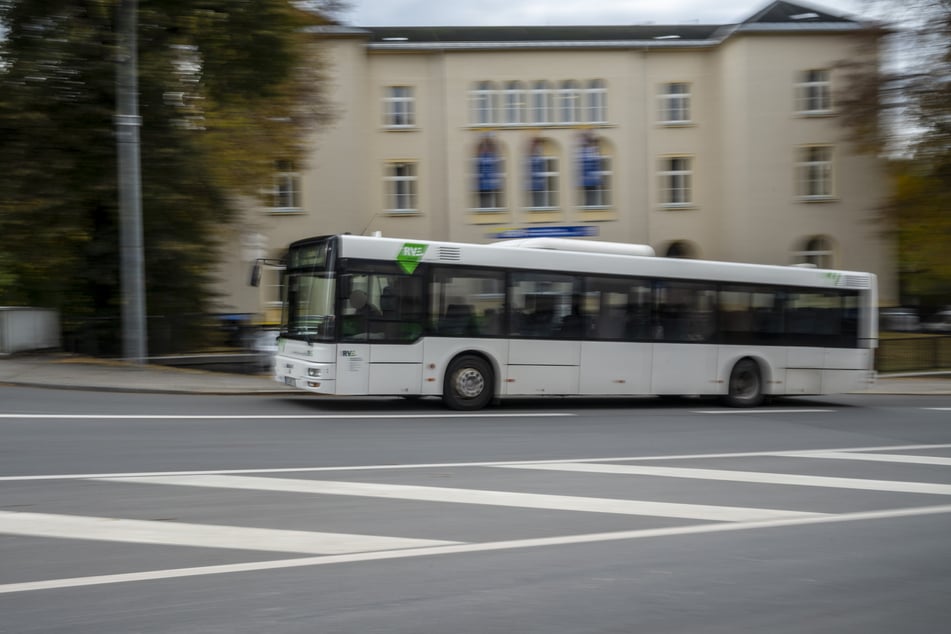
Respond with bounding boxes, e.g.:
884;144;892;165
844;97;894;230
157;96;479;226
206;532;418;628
4;443;951;482
3;504;950;595
96;474;824;523
783;451;951;466
924;408;951;411
0;412;574;420
0;511;458;554
498;463;951;495
691;409;835;414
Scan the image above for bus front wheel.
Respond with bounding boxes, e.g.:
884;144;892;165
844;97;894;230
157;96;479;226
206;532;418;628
723;358;764;407
443;355;494;410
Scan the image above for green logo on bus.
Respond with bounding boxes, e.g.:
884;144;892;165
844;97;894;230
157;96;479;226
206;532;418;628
397;243;428;274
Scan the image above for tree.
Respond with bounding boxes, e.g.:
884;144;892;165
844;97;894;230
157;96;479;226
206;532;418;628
836;0;951;313
0;0;340;353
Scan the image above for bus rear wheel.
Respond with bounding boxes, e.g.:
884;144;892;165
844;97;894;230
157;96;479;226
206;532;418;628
443;355;494;410
723;358;764;407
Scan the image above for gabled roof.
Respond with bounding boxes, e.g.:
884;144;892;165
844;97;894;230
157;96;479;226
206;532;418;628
744;1;855;24
307;1;865;50
365;24;723;45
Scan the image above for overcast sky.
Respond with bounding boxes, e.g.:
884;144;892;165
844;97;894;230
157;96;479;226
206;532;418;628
339;0;875;27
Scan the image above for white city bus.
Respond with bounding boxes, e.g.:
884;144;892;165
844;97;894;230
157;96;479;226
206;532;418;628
270;234;877;409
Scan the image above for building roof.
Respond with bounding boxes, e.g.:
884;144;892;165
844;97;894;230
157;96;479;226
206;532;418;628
307;2;868;50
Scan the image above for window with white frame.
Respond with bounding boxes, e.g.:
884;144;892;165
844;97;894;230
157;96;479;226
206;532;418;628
795;69;832;114
660;156;693;207
530;80;554;125
473;134;505;210
527;138;558;209
558;80;582;124
794;235;834;268
503;81;526;126
584;79;607;123
383;86;415;128
796;145;834;199
272;159;301;210
471;81;498;126
660;82;691;124
384;162;418;213
578;134;611;208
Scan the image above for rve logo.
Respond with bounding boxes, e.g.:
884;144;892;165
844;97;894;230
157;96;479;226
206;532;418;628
341;350;358;357
397;243;428;274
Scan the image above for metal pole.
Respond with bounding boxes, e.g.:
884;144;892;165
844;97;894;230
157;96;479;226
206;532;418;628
116;0;147;363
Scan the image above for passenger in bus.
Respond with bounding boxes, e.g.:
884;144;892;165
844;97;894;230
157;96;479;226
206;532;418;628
559;296;591;338
342;289;382;338
522;294;556;337
349;289;382;318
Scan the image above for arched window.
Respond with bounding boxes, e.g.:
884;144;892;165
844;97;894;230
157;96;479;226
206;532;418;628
664;240;698;259
471;81;498;126
794;235;835;268
530;81;554;125
558;80;582;124
503;81;526;126
473;134;505;211
577;133;612;208
527;137;559;209
584;79;607;123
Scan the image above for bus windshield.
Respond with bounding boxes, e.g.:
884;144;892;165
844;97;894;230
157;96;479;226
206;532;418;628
281;239;336;341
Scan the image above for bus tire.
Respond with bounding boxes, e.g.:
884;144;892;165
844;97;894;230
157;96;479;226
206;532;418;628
443;355;494;411
723;358;764;407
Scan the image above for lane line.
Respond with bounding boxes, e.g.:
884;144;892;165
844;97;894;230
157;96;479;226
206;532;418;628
3;504;950;595
4;443;951;482
924;408;951;412
96;474;824;523
0;511;459;554
0;413;574;420
783;451;951;467
498;463;951;495
692;409;834;415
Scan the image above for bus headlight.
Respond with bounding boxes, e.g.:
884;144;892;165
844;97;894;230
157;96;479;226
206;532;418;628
308;368;321;378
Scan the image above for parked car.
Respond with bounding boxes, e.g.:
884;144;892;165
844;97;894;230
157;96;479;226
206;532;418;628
921;309;951;333
879;307;920;332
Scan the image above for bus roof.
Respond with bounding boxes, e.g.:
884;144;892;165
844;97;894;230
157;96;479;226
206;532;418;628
297;234;874;291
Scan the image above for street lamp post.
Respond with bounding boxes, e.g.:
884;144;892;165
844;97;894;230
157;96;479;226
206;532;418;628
116;0;147;363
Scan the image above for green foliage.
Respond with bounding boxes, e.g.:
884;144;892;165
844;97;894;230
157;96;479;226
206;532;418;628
0;0;336;352
837;0;951;310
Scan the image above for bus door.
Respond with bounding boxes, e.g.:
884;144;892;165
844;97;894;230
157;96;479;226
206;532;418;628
506;275;580;395
337;269;426;396
578;277;652;395
650;283;719;395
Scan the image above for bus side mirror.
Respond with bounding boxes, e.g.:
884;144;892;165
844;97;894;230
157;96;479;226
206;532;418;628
249;263;262;287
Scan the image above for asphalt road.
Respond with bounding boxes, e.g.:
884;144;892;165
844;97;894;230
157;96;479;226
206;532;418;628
1;386;950;633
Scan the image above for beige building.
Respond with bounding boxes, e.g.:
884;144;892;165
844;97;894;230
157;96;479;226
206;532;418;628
219;0;897;322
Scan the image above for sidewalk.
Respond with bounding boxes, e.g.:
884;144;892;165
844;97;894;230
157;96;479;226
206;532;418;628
1;353;949;396
0;353;293;395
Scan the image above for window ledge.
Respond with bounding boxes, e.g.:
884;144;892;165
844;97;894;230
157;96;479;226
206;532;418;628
659;121;695;128
465;123;614;130
795;111;836;118
266;207;305;215
659;204;696;211
382;125;419;132
796;196;838;203
384;209;421;216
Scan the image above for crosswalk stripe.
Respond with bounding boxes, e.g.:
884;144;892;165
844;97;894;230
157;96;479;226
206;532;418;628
4;504;951;595
497;463;951;495
782;451;951;467
96;474;824;523
0;511;459;554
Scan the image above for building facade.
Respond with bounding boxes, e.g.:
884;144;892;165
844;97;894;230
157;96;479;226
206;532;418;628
218;1;897;322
